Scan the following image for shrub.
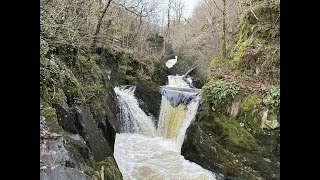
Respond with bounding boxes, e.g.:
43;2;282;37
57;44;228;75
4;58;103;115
202;78;240;105
262;85;280;107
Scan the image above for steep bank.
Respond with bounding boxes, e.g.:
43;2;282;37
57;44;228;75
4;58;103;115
181;1;280;179
40;40;169;179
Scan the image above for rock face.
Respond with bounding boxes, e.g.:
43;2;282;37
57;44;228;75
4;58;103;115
40;116;91;180
40;166;90;180
40;44;170;179
182;105;280;180
52;102;78;134
72;105;113;162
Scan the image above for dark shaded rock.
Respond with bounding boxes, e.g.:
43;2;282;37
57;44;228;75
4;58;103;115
90;93;118;150
182;104;280;180
72;105;112;162
182;123;261;180
135;81;162;119
64;134;95;171
40;166;89;180
56;88;69;110
52;102;78;134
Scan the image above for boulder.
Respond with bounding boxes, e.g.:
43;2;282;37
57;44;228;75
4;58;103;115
40;166;89;180
52;102;78;134
72;105;112;162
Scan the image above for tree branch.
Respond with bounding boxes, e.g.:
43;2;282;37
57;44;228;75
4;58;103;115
249;0;260;21
118;3;149;18
182;17;192;27
212;0;224;14
91;0;113;48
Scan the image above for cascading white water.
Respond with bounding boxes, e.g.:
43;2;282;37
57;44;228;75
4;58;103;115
114;86;157;137
114;76;217;180
167;75;190;88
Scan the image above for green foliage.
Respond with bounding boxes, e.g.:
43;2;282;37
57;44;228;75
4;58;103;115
40;107;56;119
40;106;63;133
92;84;104;95
202;78;240;105
211;57;231;67
40;38;49;55
262;85;280;107
40;56;61;87
242;92;258;112
40;54;83;105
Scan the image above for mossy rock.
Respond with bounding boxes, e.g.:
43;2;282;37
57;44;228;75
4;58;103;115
208;112;259;152
86;156;122;180
183;100;279;179
182;120;262;179
40;106;63;133
63;133;95;171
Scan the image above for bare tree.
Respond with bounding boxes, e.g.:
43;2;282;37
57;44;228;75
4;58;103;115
91;0;113;48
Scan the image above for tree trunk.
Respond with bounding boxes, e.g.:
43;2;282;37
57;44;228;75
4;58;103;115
222;0;227;58
167;5;171;43
91;0;113;48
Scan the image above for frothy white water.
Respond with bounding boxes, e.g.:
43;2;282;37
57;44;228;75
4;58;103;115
114;133;216;180
167;75;190;88
114;86;157;136
114;75;216;179
158;97;200;153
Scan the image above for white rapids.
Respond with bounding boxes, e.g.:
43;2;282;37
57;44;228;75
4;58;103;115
113;75;217;180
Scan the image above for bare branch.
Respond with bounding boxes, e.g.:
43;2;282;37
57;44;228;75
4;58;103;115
212;0;224;14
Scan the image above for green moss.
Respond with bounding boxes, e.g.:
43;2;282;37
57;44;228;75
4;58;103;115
41;107;56;118
87;156;122;180
211;57;232;67
234;36;253;63
238;111;262;136
64;134;94;168
242;92;258;112
40;85;51;104
40;107;63;133
213;113;258;151
231;16;255;64
50;91;63;103
183;120;262;179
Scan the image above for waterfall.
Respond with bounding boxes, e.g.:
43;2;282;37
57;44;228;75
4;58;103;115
114;86;157;136
114;75;216;180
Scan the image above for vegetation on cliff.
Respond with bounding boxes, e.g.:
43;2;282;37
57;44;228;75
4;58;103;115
40;0;279;179
182;0;280;179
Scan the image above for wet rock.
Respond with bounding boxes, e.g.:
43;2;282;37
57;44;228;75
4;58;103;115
40;166;89;180
72;105;112;162
88;156;122;180
182;104;280;180
92;93;118;150
160;86;201;107
182;111;263;179
40;140;70;166
64;134;95;171
52;102;78;134
135;81;162;118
